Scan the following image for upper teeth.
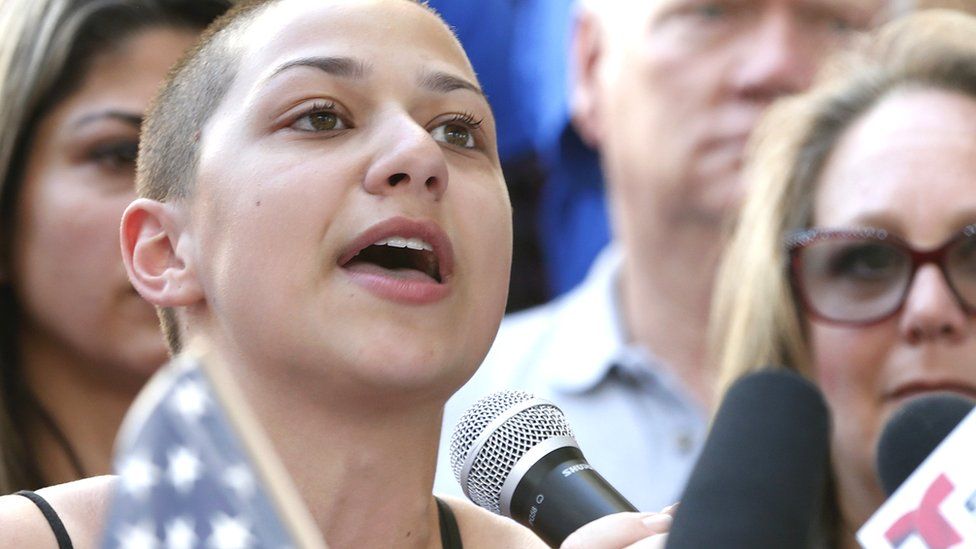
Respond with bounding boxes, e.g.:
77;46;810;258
373;236;433;252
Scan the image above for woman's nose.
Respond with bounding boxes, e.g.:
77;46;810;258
362;117;449;201
899;264;969;344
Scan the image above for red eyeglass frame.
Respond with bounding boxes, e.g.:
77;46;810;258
785;225;976;326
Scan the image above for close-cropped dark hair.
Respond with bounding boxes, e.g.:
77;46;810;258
0;0;229;493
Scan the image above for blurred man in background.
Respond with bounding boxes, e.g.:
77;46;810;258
437;0;890;511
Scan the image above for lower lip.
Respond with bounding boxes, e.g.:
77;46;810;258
341;264;450;305
888;387;976;406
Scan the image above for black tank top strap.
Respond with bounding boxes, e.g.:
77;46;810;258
435;495;463;549
16;490;74;549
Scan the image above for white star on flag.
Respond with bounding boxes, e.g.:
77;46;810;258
208;513;253;549
116;520;159;549
223;463;256;500
170;380;208;422
164;517;196;549
119;456;160;500
167;447;203;494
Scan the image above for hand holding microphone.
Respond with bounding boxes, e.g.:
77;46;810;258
560;369;832;549
450;370;833;548
560;507;675;549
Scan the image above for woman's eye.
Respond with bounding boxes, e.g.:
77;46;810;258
431;122;475;149
89;141;138;171
294;110;349;132
694;3;726;20
830;17;852;32
829;245;901;281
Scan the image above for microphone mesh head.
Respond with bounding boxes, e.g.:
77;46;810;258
449;390;575;514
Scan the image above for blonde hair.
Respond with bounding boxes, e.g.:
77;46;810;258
907;0;976;15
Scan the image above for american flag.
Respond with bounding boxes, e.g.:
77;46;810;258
100;351;327;549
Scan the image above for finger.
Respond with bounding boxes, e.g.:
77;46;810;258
642;513;672;534
625;533;669;549
561;512;670;549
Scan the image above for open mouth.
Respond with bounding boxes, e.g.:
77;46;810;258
343;236;442;283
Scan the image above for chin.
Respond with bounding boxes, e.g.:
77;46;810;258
355;345;470;388
114;338;169;377
690;173;745;221
365;349;448;378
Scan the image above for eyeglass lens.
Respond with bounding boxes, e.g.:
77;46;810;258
797;233;976;323
947;235;976;308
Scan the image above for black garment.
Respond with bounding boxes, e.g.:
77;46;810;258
435;495;463;549
16;490;73;549
16;489;461;549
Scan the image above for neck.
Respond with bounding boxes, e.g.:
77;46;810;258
19;330;144;485
617;220;725;411
228;355;446;549
832;452;886;549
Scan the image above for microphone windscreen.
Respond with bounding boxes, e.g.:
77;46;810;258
452;391;638;546
449;391;575;513
875;393;974;496
666;369;830;549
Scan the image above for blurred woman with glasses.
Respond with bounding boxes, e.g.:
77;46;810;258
711;9;976;548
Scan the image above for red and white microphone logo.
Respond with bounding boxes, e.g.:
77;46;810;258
858;411;976;549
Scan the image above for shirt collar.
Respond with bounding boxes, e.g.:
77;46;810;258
540;245;634;393
532;246;705;418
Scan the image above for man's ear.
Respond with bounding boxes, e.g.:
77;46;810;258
121;198;202;307
569;7;606;149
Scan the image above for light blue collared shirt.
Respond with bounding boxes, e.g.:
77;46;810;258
434;246;707;512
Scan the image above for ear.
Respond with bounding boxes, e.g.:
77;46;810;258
121;198;203;307
569;7;606;149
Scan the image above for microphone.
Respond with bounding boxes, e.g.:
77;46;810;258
449;390;638;547
876;393;975;496
857;394;976;546
666;369;831;549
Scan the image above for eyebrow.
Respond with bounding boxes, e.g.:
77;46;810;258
71;111;142;130
417;70;484;98
266;56;484;98
268;56;371;81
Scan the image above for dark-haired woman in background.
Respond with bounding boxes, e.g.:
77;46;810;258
0;0;229;493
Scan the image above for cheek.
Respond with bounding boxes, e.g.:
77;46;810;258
601;52;722;203
810;323;890;401
14;174;131;303
9;166;155;369
809;321;898;469
453;178;512;335
465;194;511;287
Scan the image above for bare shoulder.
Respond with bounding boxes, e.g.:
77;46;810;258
441;495;546;548
0;475;116;548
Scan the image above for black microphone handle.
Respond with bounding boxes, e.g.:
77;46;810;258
509;445;638;547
